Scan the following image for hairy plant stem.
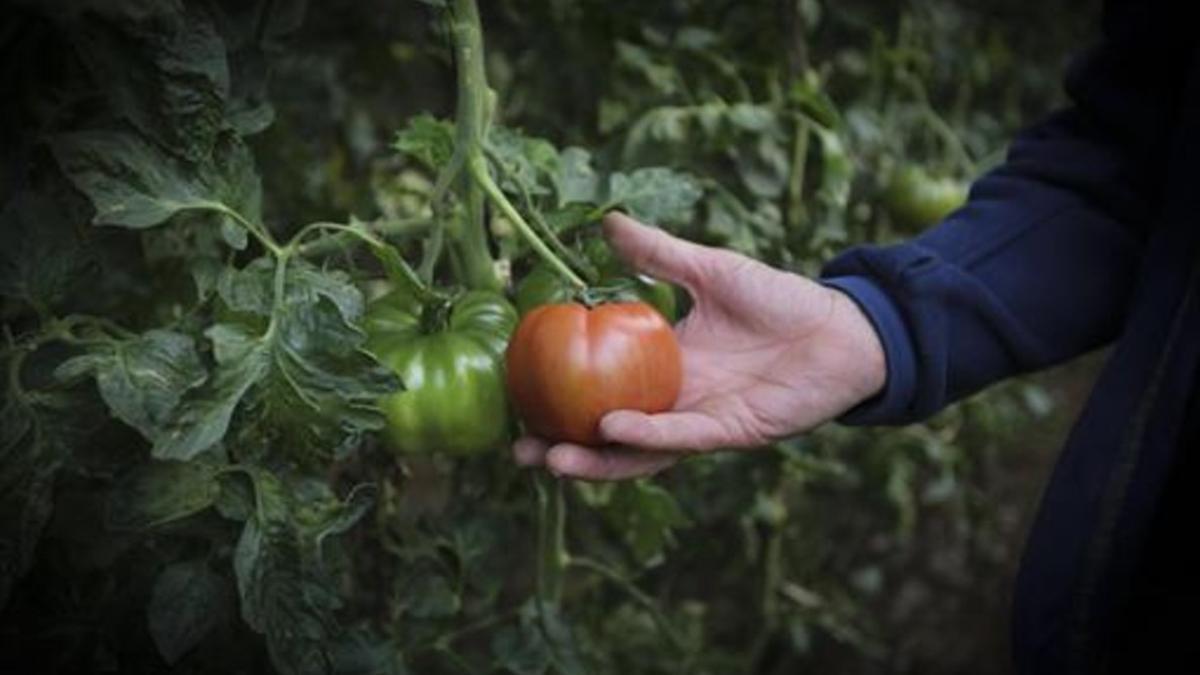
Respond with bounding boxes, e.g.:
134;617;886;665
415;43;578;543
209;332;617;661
445;0;502;292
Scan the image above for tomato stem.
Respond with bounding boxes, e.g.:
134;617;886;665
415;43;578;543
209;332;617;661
470;155;588;289
568;556;691;655
442;0;503;292
534;474;567;607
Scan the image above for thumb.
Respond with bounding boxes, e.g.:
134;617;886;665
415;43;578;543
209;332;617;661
602;212;714;289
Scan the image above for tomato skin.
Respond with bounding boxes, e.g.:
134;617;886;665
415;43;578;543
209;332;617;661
505;301;682;445
365;290;516;456
883;164;969;229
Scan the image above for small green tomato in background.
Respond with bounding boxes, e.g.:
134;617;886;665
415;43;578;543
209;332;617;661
365;289;516;456
883;164;969;229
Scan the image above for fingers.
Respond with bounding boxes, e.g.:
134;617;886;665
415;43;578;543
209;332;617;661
599;409;735;452
513;436;550;466
546;443;679;481
511;435;679;481
603;212;715;289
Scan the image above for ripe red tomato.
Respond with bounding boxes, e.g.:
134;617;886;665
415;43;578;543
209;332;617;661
505;301;682;445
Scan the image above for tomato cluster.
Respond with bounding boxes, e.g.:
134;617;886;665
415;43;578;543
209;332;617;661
365;240;683;455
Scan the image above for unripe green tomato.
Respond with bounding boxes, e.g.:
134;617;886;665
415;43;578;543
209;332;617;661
365;290;516;456
883;164;969;229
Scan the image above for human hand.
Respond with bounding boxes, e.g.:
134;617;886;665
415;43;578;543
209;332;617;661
512;212;886;480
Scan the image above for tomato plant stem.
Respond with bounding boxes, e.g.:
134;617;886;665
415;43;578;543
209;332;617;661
569;556;691;656
786;114;810;236
471;156;587;288
534;474;567;608
292;217;433;258
444;0;502;292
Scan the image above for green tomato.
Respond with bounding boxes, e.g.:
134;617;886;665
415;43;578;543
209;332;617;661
883;164;969;229
364;290;517;456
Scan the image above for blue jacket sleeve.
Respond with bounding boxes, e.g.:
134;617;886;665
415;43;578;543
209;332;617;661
820;0;1190;425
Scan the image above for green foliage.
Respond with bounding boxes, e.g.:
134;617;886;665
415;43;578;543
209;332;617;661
0;0;1095;673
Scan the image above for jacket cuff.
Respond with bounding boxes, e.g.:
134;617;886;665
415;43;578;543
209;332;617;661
820;275;917;425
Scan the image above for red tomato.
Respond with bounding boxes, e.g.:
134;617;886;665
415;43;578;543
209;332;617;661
505;301;683;445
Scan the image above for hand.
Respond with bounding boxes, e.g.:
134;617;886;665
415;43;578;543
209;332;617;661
513;212;887;480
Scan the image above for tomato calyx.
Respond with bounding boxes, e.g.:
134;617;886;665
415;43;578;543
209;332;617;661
417;294;456;334
573;277;661;309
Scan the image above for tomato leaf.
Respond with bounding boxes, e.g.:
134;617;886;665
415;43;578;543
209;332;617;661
486;126;559;197
552;147;601;206
603;167;702;225
0;351;100;609
147;560;227;664
51;130;262;234
234;470;376;675
393;114;456;172
55;330;206;442
154;257;399;461
68;1;230;162
606;482;690;567
0;188;97;315
106;460;222;530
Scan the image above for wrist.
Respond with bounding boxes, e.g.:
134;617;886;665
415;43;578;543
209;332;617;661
825;284;888;405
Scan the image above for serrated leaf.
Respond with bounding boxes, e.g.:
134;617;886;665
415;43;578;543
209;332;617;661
553;147;600;206
234;470;368;675
152;328;269;460
148;560;226;663
486;126;559;197
1;359;99;608
734;135;791;199
393;114;455;171
602;482;690;566
0;189;94;312
615;41;679;96
71;2;229;162
107;460;222;530
55;330;206;442
329;629;407;675
51;130;262;235
396;568;460;619
604;168;702;225
543;203;598;233
160;257;398;461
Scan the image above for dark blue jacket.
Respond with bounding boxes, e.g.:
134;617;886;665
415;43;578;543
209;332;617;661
820;1;1199;672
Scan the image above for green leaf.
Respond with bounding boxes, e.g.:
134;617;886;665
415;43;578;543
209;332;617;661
486;126;559;197
615;41;679;96
604;482;690;567
70;1;230;162
393;114;456;171
1;352;99;608
107;460;222;530
0;189;94;312
55;330;206;442
233;470;371;675
51;130;262;233
604;168;702;225
157;257;398;461
152;327;269;461
329;629;407;675
147;560;226;664
396;567;460;619
553;147;600;206
733;135;791;199
491;602;586;675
